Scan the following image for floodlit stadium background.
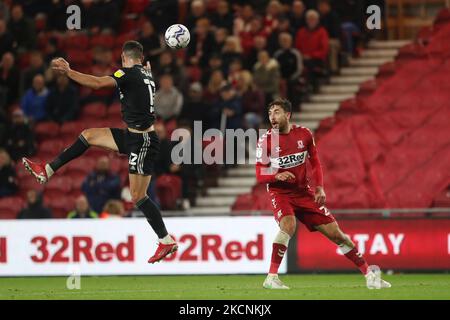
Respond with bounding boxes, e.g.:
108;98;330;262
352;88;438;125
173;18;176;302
0;0;449;277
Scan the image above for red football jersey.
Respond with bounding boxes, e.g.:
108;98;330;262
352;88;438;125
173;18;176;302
255;125;323;195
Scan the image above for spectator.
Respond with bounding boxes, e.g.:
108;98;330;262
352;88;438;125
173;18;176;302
67;195;98;219
245;35;267;70
99;200;125;219
274;32;303;106
153;122;172;177
266;17;292;54
7;4;36;52
318;0;341;73
236;70;265;129
289;0;306;33
239;16;268;56
187;17;215;68
0;19;15;57
227;59;244;88
46;74;78;123
81;156;121;213
0;149;18;197
21;74;49;122
91;47;117;104
221;36;243;74
155;74;183;121
43;37;64;65
203;69;225;105
20;51;46;94
212;27;228;55
263;0;283;35
233;4;255;36
211;83;243;130
154;50;187;92
295;9;329;92
139;20;164;61
5;109;36;161
0;52;19;107
180;82;211;128
253;50;281;102
210;0;234;33
17;190;53;219
186;0;208;30
201;53;223;86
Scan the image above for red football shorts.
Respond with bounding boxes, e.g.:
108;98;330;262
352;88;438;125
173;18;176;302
269;191;335;231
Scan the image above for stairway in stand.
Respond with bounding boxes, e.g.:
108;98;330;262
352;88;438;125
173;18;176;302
187;40;410;215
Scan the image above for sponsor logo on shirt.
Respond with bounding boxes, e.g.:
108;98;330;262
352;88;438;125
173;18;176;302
270;151;308;169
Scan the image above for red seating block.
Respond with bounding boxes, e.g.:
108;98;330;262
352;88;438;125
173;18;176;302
0;197;24;219
34;121;60;141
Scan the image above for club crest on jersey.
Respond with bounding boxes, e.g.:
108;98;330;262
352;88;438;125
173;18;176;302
114;69;125;78
271;151;308;169
297;140;304;149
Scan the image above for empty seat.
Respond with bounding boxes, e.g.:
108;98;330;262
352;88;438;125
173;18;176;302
34;121;60;141
90;34;115;48
80;102;107;119
0;197;24;219
63;33;89;50
155;174;182;210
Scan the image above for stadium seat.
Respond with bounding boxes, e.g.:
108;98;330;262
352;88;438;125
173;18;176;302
80;102;107;119
90;34;115;48
114;32;136;48
66;49;93;67
45;176;72;194
39;140;64;157
65;158;96;176
0;197;24;219
63;33;89;50
231;193;254;211
45;196;75;219
34;121;60;141
69;172;88;190
155;175;182;210
60;121;87;138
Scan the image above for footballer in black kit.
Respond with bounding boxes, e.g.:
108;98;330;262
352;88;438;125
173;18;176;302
109;64;160;176
22;41;178;263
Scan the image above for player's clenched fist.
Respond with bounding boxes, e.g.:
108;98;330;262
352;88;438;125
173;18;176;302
275;171;296;182
51;57;71;74
314;186;326;205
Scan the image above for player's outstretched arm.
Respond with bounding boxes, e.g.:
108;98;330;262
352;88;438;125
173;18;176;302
52;57;116;89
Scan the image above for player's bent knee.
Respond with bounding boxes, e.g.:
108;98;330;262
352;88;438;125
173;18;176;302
280;216;296;236
80;129;93;144
131;190;147;204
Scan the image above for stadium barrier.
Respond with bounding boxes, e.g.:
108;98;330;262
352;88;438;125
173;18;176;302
0;217;286;276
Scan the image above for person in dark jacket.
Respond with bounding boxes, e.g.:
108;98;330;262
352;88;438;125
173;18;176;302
81;156;121;213
5;109;36;161
211;83;242;130
46;74;78;123
0;148;18;197
17;190;53;219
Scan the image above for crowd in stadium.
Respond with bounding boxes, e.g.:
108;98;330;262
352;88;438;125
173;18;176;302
0;0;373;218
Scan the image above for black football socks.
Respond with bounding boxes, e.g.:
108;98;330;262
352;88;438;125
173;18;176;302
48;134;90;173
136;195;169;239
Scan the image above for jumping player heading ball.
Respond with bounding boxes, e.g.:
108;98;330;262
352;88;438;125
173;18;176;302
22;41;178;263
256;99;391;290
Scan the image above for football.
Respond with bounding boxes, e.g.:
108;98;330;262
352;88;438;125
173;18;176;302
164;24;190;49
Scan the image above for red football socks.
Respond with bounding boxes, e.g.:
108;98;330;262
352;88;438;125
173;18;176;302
269;242;287;274
344;247;369;274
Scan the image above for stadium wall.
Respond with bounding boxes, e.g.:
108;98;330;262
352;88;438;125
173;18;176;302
0;217;287;276
289;218;450;273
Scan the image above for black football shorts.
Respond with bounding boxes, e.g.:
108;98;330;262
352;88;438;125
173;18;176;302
110;128;160;175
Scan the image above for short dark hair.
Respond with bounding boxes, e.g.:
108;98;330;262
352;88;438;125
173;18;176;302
268;98;292;113
122;40;143;60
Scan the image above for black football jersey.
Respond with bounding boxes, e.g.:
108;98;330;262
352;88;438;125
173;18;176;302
110;64;156;130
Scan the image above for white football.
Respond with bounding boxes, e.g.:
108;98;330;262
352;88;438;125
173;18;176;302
165;24;190;49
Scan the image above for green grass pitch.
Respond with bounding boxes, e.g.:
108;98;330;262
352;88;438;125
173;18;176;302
1;274;449;300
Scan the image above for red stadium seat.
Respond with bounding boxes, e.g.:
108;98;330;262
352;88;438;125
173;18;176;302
45;196;75;219
60;121;86;138
63;33;89;50
65;158;96;176
0;197;25;219
231;193;254;211
114;32;136;48
155;175;182;210
69;172;88;190
66;49;93;67
34;121;60;141
90;34;115;48
45;176;72;193
80;102;107;119
39;140;64;157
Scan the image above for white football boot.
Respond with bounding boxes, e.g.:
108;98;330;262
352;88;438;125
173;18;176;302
263;274;290;289
365;265;392;289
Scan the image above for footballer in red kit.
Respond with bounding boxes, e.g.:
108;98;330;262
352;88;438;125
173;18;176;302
256;99;391;290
